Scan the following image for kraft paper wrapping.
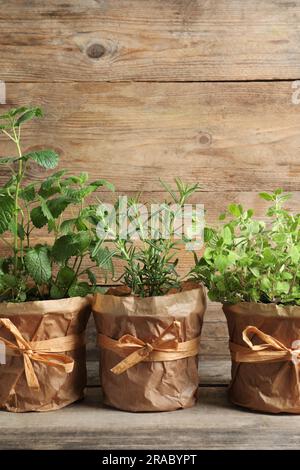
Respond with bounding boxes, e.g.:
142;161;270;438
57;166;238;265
223;302;300;414
93;283;206;412
0;296;91;412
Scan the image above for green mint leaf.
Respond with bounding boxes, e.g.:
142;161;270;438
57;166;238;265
25;246;52;284
68;282;91;298
23;149;59;169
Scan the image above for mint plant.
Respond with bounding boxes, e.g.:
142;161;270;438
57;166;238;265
94;179;200;297
191;190;300;305
0;106;114;302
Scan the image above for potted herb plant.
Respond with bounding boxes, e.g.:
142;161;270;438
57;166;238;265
92;179;207;412
0;106;114;412
191;190;300;413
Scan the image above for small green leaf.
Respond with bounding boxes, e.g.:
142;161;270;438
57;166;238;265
288;246;300;263
20;184;36;202
86;269;97;285
222;226;232;245
275;281;290;294
56;266;76;288
259;192;273;201
15;107;43;126
68;282;91;298
25;246;52;284
50;285;65;300
24;149;59;169
2;274;18;288
30;206;47;228
228;204;242;217
0;193;14;234
60;219;76;235
0;157;16;165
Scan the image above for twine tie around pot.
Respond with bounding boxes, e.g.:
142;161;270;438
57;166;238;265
230;325;300;397
0;318;85;391
98;320;200;375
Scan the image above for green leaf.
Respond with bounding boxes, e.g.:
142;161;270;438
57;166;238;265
249;267;260;278
24;149;59;169
2;274;18;288
56;266;76;288
259;192;273;201
288;246;300;264
215;255;229;272
228;204;242;217
275;281;290;294
91;246;115;275
60;219;76;235
15;107;43;126
38;170;67;198
50;285;65;299
0;157;16;165
68;282;91;298
0;193;14;234
30;206;47;228
222;226;232;245
86;269;97;285
25;246;52;284
52;232;90;262
90;179;115;192
260;276;271;291
20;184;36;202
31;196;71;228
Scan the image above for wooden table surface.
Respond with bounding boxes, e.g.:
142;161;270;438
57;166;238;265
1;360;300;450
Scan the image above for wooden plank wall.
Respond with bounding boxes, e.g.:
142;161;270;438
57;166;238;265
0;0;300;361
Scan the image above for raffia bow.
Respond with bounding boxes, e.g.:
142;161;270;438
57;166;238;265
98;320;200;375
230;326;300;365
0;318;85;391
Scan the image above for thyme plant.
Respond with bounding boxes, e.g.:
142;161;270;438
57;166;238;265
191;190;300;305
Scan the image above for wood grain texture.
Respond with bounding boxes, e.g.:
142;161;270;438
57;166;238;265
2;385;300;450
1;82;300;192
1;1;299;366
1;0;300;81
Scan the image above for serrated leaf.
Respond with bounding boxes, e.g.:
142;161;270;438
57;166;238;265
24;149;59;169
25;246;52;284
31;196;71;228
52;232;90;262
91;246;115;275
20;184;36;202
38;170;67;197
0;193;14;234
30;206;47;228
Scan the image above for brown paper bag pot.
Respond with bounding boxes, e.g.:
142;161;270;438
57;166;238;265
93;283;206;412
224;302;300;414
0;296;91;412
